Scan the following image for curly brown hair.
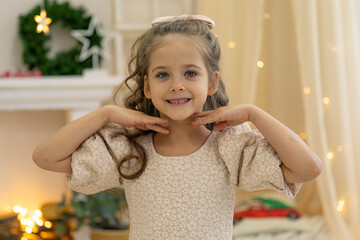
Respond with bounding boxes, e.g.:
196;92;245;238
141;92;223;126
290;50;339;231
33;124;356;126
112;19;229;182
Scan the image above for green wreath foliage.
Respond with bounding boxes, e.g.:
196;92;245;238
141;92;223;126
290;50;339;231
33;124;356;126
19;0;102;75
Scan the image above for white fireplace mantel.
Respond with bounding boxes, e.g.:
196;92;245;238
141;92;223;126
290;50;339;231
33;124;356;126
0;75;122;121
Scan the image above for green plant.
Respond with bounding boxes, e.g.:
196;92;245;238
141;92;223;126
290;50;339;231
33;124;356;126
70;189;128;230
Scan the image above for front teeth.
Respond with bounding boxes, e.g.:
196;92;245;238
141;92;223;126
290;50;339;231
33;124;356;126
168;99;189;104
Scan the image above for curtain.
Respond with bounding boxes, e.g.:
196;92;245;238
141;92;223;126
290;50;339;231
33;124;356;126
292;0;360;239
198;0;360;239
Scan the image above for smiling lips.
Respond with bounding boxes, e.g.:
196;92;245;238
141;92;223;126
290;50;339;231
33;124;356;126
166;98;191;105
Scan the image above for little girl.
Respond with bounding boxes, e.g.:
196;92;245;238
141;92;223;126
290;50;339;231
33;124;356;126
33;15;322;239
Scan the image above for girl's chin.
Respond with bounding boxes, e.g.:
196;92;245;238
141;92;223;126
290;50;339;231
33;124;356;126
159;114;192;122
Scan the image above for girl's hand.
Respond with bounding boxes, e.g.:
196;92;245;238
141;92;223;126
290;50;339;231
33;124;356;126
105;105;169;134
191;105;252;131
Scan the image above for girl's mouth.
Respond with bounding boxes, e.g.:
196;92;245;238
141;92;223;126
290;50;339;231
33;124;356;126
166;98;191;104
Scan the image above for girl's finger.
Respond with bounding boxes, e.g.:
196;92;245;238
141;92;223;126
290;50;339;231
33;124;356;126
145;124;170;134
146;117;169;126
213;121;230;131
191;110;214;118
196;113;222;126
135;125;149;131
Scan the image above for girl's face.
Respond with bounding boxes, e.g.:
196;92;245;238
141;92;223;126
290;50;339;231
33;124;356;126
144;36;218;121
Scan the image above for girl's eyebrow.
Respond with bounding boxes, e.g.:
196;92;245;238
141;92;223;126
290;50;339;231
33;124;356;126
151;64;202;73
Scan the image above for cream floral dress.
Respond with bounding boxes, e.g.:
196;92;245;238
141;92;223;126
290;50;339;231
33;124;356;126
67;123;301;240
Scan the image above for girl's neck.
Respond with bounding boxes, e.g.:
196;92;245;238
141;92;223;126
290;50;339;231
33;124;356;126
153;118;211;156
164;118;209;139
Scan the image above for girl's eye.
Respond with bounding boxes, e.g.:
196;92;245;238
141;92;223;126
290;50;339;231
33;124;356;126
185;71;197;77
156;72;169;79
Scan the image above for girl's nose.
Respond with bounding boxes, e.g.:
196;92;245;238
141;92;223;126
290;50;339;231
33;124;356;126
169;79;185;92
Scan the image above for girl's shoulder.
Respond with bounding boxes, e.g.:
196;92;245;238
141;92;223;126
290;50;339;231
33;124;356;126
215;123;252;139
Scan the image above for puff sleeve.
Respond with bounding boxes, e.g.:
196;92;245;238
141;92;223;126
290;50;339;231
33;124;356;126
217;124;301;198
66;123;132;195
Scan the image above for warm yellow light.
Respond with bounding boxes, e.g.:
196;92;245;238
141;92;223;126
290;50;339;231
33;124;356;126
323;97;330;105
300;132;307;140
19;208;28;217
337;145;344;152
37;219;44;226
45;18;52;25
32;215;39;222
34;209;42;217
228;41;236;48
257;61;264;68
25;226;32;233
327;151;334;160
303;87;311;95
34;9;52;34
21;218;35;228
337;200;345;212
45;221;52;228
21;237;27;240
32;226;39;233
264;13;271;20
40;9;46;17
34;15;42;22
43;25;49;34
13;205;22;213
37;25;43;33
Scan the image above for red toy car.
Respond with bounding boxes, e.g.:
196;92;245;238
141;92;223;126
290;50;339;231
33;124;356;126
233;197;301;223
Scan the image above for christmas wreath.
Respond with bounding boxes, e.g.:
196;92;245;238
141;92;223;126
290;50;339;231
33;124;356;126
19;0;102;75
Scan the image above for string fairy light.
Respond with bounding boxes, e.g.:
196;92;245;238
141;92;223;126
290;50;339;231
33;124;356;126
300;132;307;140
12;205;48;234
228;41;236;48
303;87;311;95
257;60;264;68
327;151;334;160
337;200;345;212
264;13;271;20
34;1;52;34
323;97;330;105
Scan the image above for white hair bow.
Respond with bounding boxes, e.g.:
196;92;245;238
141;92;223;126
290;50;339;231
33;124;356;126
151;14;215;29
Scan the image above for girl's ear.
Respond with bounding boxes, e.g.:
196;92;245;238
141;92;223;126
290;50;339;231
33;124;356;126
144;75;151;99
208;71;220;96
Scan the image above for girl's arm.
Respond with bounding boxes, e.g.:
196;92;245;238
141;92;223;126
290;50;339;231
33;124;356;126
33;105;169;173
191;104;322;183
247;105;322;183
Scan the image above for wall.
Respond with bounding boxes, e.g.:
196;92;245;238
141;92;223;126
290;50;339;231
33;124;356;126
0;0;114;212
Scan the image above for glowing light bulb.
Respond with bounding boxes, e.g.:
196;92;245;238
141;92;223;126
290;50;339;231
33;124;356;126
337;200;345;212
13;205;22;213
45;221;52;228
228;41;236;48
25;226;32;233
327;151;334;160
257;61;264;68
34;209;42;217
323;97;330;105
300;132;307;140
264;13;271;20
303;87;311;95
34;9;52;34
37;219;44;226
